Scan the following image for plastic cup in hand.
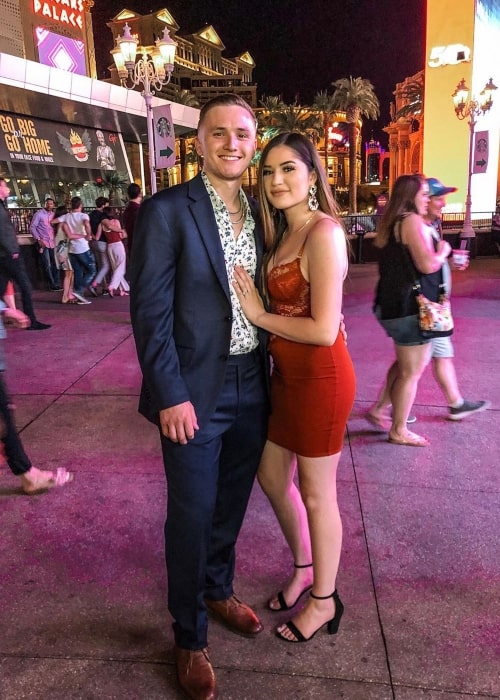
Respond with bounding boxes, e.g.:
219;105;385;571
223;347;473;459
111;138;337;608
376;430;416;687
452;249;469;267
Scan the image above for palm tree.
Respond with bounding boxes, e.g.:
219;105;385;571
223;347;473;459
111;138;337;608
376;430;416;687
257;95;287;142
332;76;380;213
170;87;200;108
53;180;85;209
312;90;338;177
393;77;423;120
259;95;286;112
101;171;129;206
260;102;321;143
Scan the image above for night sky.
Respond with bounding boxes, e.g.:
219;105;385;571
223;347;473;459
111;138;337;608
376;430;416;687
92;0;426;145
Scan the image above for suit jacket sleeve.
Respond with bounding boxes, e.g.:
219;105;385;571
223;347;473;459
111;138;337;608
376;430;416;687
129;195;191;414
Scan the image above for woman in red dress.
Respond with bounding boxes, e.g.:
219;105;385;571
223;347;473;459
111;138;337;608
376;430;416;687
233;132;355;643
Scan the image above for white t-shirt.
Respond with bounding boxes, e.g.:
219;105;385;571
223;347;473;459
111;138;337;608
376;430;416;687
59;211;90;254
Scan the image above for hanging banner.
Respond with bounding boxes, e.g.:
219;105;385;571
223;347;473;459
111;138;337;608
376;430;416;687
153;104;176;170
0;112;128;172
472;130;488;174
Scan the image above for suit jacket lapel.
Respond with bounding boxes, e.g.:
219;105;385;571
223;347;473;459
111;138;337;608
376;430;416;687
187;175;265;301
187;175;231;300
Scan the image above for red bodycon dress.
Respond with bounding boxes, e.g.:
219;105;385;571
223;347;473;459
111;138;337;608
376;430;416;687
267;254;356;457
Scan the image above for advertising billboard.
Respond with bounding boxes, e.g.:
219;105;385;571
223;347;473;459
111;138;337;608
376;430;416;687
35;27;86;75
424;0;499;213
0;113;128;173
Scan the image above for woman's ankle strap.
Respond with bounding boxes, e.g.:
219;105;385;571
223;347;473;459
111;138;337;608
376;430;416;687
311;590;335;600
293;562;313;569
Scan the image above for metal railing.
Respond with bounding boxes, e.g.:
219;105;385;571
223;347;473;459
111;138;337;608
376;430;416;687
8;206;126;239
8;206;495;261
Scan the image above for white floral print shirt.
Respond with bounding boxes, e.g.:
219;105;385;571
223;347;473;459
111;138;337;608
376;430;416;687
202;172;258;354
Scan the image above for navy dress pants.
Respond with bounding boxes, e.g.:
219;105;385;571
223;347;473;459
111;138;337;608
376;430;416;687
160;350;268;650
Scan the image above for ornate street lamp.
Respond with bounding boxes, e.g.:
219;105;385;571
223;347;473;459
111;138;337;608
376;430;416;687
451;77;497;241
111;23;177;194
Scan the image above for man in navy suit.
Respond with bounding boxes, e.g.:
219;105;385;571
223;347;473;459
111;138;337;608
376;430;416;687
130;95;269;700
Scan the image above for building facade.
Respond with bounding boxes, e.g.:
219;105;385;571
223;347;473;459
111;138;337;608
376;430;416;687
384;0;499;212
383;70;424;191
106;8;257;108
0;2;201;209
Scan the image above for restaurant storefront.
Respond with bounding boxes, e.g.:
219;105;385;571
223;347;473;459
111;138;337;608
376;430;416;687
0;111;132;209
0;51;198;285
0;52;199;209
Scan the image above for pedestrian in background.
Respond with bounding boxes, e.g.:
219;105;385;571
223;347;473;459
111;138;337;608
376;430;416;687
0;292;72;493
122;183;142;258
367;174;450;447
0;177;51;330
368;177;490;423
97;207;129;297
88;196;110;296
53;204;80;304
59;196;96;305
29;197;62;291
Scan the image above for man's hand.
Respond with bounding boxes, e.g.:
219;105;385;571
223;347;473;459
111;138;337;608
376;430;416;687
3;308;30;328
159;401;199;445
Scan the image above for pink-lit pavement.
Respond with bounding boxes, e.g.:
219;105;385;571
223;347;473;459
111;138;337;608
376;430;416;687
1;258;499;699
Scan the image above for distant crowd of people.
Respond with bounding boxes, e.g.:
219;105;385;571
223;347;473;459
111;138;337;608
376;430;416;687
0;181;141;494
1;182;142;311
0;94;493;700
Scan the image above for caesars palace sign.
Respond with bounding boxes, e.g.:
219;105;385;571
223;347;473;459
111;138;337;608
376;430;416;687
33;0;85;30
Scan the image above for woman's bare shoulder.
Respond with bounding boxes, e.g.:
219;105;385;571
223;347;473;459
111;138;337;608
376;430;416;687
401;212;425;239
308;214;344;240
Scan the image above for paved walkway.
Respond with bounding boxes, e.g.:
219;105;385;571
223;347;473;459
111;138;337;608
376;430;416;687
1;258;499;699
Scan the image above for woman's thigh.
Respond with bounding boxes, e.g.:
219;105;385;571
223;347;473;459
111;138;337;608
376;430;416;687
395;342;430;377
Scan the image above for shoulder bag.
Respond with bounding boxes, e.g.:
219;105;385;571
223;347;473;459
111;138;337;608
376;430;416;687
413;277;454;338
401;226;454;338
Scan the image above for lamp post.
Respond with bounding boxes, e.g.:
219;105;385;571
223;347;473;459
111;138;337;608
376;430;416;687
451;77;497;241
111;23;177;195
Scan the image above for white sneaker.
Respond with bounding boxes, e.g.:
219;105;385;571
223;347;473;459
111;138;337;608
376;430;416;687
73;292;91;304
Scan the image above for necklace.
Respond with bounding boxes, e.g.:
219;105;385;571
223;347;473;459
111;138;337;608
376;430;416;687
286;211;316;237
229;200;246;226
229;210;245;225
227;197;242;216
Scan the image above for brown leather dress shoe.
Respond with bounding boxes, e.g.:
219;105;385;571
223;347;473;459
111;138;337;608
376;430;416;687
174;646;218;700
205;595;263;637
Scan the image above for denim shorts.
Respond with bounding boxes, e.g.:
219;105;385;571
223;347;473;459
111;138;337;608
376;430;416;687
375;308;431;347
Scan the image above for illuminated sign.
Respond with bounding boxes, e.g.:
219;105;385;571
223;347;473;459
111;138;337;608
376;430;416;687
428;43;471;67
0;113;127;172
0;114;54;163
33;1;85;31
36;28;86;75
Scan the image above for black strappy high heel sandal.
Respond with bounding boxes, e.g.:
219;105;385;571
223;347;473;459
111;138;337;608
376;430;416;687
275;589;344;643
268;563;313;612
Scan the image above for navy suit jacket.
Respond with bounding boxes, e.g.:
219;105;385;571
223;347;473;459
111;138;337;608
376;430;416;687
130;173;269;428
